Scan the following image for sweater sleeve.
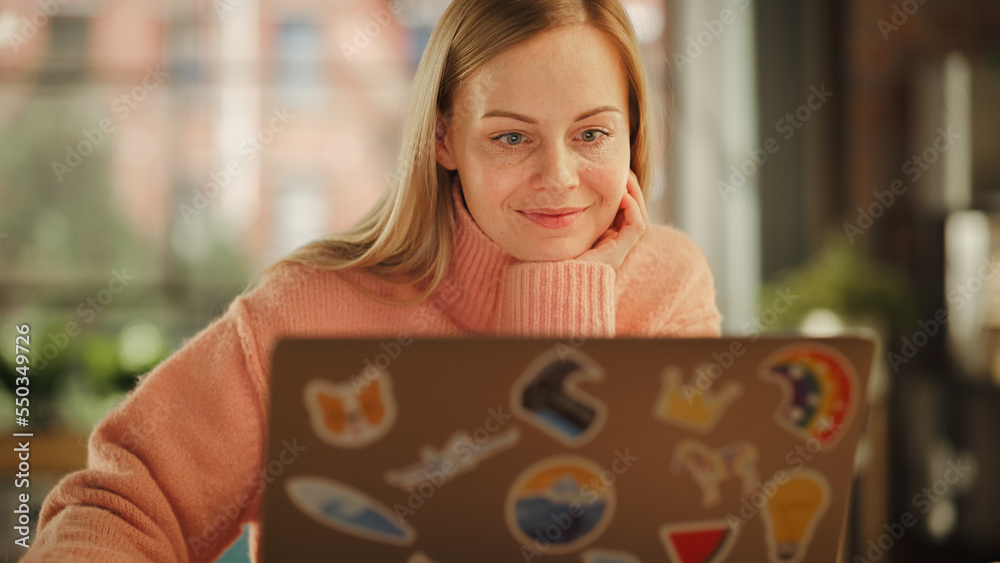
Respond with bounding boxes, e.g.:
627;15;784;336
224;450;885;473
496;260;617;338
24;296;268;563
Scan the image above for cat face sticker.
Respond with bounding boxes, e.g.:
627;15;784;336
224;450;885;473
511;348;607;447
304;371;397;448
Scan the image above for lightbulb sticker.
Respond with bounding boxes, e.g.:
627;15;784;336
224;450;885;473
758;344;858;449
659;520;739;563
760;470;830;563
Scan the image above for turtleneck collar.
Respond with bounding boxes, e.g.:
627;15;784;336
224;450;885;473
431;174;516;334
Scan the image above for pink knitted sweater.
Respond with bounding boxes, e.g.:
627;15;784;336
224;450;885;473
24;180;721;562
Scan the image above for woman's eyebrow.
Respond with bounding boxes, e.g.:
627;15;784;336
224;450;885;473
480;105;622;124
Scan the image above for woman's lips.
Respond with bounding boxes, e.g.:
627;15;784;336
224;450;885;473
517;207;586;229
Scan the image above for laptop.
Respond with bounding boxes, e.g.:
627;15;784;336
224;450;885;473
262;335;876;562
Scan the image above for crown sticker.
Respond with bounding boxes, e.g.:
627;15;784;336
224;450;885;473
653;367;742;433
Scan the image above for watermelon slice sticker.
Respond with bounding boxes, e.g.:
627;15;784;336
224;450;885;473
659;520;738;563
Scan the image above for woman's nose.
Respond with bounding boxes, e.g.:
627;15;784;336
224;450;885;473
535;140;577;193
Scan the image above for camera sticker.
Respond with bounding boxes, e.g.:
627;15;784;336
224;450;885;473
758;344;858;449
511;348;607;447
659;520;739;563
759;470;830;563
671;439;759;507
303;371;397;448
505;455;616;556
653;366;742;433
285;475;416;546
385;427;521;490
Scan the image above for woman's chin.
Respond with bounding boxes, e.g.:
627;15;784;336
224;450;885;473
508;240;592;263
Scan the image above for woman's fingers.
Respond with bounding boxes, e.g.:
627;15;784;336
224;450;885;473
625;169;649;227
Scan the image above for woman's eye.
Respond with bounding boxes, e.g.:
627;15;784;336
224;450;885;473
497;132;524;145
581;129;607;142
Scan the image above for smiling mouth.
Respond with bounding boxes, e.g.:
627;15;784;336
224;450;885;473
516;207;587;229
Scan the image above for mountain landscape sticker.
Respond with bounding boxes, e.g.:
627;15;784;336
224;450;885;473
505;455;616;555
286;475;416;546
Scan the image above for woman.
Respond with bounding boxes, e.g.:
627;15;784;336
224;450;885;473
25;0;722;560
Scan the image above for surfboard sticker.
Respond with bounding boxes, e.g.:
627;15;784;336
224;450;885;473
758;344;858;449
659;520;739;563
505;455;617;555
511;348;607;447
286;475;416;546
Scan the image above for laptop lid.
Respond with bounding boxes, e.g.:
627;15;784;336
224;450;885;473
263;336;875;562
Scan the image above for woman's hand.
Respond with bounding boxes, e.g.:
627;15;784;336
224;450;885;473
576;169;648;269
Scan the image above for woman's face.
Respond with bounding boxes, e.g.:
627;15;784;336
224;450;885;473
435;25;632;262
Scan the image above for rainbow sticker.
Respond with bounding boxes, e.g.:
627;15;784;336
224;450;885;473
758;344;858;448
505;456;616;555
286;476;416;546
659;520;739;563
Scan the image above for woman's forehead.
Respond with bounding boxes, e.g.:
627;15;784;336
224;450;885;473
453;26;628;123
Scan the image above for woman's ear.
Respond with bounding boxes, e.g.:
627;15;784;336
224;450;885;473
434;114;458;171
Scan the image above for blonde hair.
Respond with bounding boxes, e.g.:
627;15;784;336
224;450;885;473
261;0;655;305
